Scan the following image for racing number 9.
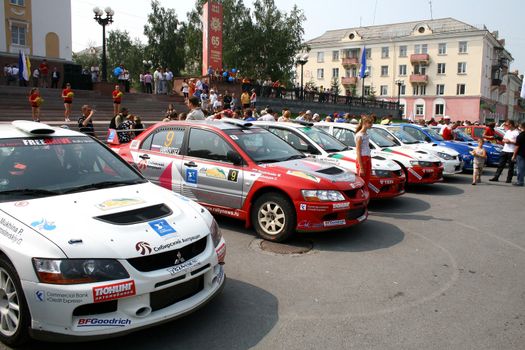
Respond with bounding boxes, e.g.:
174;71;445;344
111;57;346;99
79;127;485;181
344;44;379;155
164;131;175;147
228;169;239;182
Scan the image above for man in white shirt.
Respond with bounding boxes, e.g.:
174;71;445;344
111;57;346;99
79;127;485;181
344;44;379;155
165;68;173;95
153;68;161;94
490;120;520;183
258;109;276;121
209;90;218;106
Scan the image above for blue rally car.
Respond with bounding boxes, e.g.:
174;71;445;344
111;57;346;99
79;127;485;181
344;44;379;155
391;124;475;171
448;129;502;166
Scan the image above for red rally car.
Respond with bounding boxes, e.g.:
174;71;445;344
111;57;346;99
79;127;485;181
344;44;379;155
111;119;369;242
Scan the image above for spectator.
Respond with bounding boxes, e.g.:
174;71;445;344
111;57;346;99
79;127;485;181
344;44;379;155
181;79;189;100
179;112;187;121
39;59;49;88
470;138;487;185
32;67;40;87
163;104;177;122
123;69;130;93
241;90;250;110
250;89;257;109
110;107;128;130
483;122;496;143
355;115;374;185
61;82;74;122
134;116;144;137
28;87;41;122
144;71;153;94
312;113;321;122
165;68;173;95
490;120;520;183
243;109;256;122
186;96;205;120
442;120;456;141
200;91;209;112
153;67;161;94
117;114;135;143
213;94;223;112
51;67;60;88
112;85;123;117
428;117;438;126
258;109;275;121
139;72;145;92
77;104;95;136
278;110;291;122
512;122;525;186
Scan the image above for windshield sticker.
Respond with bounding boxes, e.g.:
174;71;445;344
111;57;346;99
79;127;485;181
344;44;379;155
230;135;239;140
241;130;253;133
200;167;227;180
0;215;24;245
14;201;29;207
160;146;179;155
31;218;56;231
148;219;177;237
186;169;198;184
96;198;145;211
0;137;95;148
286;170;321;183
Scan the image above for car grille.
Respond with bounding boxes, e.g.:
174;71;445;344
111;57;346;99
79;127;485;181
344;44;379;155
347;207;366;220
127;236;208;272
344;189;360;199
73;300;118;316
392;170;403;177
150;275;204;312
94;204;172;225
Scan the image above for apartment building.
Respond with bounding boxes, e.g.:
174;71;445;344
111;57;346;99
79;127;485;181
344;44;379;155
302;18;515;123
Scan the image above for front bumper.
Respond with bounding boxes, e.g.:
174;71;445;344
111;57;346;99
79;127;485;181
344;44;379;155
24;236;226;340
406;166;444;184
368;175;405;199
442;159;462;175
487;153;501;166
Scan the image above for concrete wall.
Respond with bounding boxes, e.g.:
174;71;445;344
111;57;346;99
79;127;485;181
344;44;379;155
0;2;5;52
31;0;72;60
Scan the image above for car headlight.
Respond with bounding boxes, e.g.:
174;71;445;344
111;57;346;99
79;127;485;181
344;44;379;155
210;219;222;247
33;258;129;285
301;190;345;202
410;160;435;167
371;169;392;177
436;152;454;160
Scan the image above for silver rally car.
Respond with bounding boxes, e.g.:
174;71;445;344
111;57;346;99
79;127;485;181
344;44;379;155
0;121;226;345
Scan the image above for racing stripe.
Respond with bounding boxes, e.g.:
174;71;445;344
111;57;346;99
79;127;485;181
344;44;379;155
159;162;173;190
383;148;414;159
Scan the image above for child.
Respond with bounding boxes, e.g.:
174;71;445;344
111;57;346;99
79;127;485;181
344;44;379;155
470;138;487;185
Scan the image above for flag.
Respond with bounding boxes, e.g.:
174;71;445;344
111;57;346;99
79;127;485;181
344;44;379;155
359;46;367;79
521;77;525;99
25;54;31;80
18;51;29;81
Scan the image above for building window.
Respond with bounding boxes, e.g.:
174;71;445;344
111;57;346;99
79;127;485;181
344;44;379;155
399;64;407;76
456;84;466;95
10;0;24;6
381;65;389;76
413;85;426;96
332;50;339;61
415;104;424;115
438;43;447;55
435;103;444;116
421;44;428;54
400;84;406;95
332;68;339;78
11;24;26;46
381;47;389;58
317;68;324;80
399;45;407;57
364;86;371;96
459;41;468;53
457;62;467;74
414;44;428;54
317;52;324;63
380;85;388;96
436;84;445;95
437;63;446;74
365;48;372;59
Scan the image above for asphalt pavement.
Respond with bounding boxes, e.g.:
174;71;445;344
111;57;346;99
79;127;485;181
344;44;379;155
6;169;525;350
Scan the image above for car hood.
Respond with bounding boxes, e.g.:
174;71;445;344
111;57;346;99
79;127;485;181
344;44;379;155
329;150;402;171
435;141;473;154
379;146;440;162
0;183;211;259
459;141;502;153
405;143;460;156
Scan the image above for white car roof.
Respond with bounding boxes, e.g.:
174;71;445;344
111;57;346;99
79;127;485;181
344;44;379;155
0;121;83;139
315;122;357;131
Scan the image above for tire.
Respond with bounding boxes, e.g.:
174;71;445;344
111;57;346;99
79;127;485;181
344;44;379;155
251;193;296;242
0;256;31;347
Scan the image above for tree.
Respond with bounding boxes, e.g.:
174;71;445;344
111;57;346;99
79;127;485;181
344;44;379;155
144;0;186;74
72;41;100;70
330;77;341;96
107;30;145;84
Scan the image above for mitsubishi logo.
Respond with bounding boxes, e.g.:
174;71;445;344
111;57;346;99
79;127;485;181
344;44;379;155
174;251;185;265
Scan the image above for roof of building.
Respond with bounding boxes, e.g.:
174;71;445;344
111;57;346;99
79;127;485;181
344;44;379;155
306;17;485;45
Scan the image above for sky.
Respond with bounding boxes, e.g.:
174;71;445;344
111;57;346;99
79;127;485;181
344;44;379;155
71;0;524;74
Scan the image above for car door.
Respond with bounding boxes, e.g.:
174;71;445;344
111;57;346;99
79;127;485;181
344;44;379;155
133;126;185;193
181;128;244;209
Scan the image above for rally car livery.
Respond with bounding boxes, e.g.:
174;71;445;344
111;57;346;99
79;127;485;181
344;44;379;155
113;120;369;242
0;121;225;345
254;121;405;199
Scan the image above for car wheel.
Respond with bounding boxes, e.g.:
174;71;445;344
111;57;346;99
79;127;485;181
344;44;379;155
252;193;295;242
0;257;30;347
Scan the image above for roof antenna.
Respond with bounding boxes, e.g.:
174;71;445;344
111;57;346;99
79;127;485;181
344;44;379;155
429;0;433;20
360;16;362;27
372;0;378;25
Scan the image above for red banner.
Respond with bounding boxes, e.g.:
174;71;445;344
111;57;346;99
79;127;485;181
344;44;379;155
202;1;223;76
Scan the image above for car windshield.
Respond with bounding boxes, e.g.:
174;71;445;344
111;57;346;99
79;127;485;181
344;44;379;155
423;128;445;141
454;130;475;141
225;129;305;163
298;127;347;152
0;136;145;202
368;128;397;148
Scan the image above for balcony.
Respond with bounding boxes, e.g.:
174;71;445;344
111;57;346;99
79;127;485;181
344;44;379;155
491;78;502;86
409;74;428;84
342;57;359;67
341;76;358;86
410;53;430;65
498;84;507;94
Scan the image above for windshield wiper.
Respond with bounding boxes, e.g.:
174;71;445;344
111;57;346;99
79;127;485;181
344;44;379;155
62;179;145;194
324;148;345;153
0;188;61;197
282;155;305;161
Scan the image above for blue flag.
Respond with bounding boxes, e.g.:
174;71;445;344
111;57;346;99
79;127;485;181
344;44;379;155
359;46;367;79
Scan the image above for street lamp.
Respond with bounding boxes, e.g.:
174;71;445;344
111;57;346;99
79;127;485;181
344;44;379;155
295;53;309;100
395;79;404;118
93;6;114;83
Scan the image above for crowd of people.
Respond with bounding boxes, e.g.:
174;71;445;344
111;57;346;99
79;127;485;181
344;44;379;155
139;67;174;95
3;59;61;88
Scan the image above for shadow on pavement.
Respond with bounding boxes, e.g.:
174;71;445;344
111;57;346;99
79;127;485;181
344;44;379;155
369;196;430;214
301;219;405;252
406;183;464;196
26;279;278;350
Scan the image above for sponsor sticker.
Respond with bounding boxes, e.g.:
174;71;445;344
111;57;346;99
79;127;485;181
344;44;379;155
423;169;434;173
166;258;199;276
92;280;136;303
200;167;227;180
368;183;380;193
0;216;24;245
305;205;330;212
408;168;423;180
230;135;239;140
323;219;346;227
299;204;307;211
333;202;350;210
96;198;145;211
216;242;226;263
380;179;394;185
35;290;88;304
148;219;176;237
135;241;152;255
77;317;131;328
30;218;56;231
186;168;198;184
14;201;28;207
207;206;241;217
227;169;239;182
286;170;321;183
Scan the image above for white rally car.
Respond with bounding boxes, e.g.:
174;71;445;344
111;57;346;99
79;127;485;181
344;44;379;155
0;121;225;345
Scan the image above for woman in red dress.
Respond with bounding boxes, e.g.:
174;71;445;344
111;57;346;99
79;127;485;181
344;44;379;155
61;83;73;121
28;88;41;122
355;115;374;185
112;85;123;116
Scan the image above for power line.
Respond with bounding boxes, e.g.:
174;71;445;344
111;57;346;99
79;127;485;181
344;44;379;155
372;0;378;25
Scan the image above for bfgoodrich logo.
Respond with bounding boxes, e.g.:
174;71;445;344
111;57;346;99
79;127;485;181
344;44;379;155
135;241;152;255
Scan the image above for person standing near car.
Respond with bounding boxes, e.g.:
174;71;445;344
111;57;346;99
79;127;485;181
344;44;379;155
512;122;525;186
78;104;95;136
470;138;487;185
490;120;520;183
186;96;205;120
483;122;496;143
355;115;373;185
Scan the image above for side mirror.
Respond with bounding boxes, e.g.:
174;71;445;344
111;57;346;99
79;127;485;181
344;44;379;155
227;150;243;165
425;136;431;142
306;144;319;155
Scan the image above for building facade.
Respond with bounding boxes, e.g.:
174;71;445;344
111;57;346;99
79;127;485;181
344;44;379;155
1;0;72;60
301;18;516;123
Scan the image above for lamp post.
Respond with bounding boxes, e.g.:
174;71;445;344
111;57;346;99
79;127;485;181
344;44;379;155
295;53;309;100
93;6;114;83
395;79;404;118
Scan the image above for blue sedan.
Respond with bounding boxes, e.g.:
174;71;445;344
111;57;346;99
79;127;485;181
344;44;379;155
450;129;502;166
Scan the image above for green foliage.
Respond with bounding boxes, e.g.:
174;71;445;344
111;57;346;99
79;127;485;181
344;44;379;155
330;77;341;96
107;29;145;83
72;46;100;70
